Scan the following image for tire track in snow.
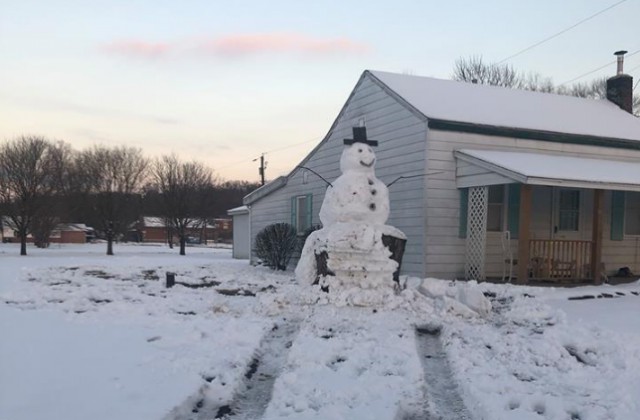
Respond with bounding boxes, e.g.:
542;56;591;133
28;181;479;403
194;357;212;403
409;326;471;420
210;317;302;420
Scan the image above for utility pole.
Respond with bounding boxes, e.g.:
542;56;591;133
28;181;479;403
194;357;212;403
254;153;266;186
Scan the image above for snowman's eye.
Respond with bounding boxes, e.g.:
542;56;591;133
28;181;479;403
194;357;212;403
368;147;372;153
358;148;363;153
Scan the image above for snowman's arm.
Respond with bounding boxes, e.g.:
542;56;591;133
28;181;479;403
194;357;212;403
296;166;333;188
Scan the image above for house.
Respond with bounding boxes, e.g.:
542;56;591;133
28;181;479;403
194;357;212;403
136;217;232;244
1;218;93;244
49;223;93;244
243;55;639;284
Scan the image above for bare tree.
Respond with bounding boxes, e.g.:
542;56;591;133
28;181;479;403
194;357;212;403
453;56;639;115
31;142;75;248
78;146;148;255
453;56;555;90
0;136;60;255
153;155;215;255
453;56;520;88
557;76;607;99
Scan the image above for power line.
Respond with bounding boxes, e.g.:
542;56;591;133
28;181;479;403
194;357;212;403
560;48;640;86
264;136;320;155
498;0;627;64
559;60;616;86
216;136;320;170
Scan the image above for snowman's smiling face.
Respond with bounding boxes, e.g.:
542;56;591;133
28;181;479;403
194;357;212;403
340;143;376;173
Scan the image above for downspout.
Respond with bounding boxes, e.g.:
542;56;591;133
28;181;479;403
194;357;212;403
247;205;253;264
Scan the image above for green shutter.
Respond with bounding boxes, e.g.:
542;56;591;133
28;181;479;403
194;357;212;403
306;194;313;230
459;188;468;239
611;191;625;241
291;196;297;231
507;184;521;239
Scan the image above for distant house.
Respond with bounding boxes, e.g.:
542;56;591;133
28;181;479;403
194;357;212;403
136;217;232;244
243;58;640;284
1;218;93;244
137;217;171;243
49;223;93;244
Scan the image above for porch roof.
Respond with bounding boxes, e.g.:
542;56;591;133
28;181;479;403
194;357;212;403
454;149;640;192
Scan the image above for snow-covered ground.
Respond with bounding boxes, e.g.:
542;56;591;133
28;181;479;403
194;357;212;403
1;243;639;420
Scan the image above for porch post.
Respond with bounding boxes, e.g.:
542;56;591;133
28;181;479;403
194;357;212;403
591;189;604;285
516;184;532;284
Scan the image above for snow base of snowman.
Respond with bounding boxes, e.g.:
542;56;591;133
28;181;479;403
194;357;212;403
295;222;407;306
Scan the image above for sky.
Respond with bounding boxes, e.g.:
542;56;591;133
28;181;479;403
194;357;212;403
1;0;639;182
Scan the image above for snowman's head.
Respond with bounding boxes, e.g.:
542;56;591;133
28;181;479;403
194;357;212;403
340;143;376;173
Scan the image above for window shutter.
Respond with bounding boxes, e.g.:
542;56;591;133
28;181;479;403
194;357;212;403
507;184;521;239
459;188;468;239
306;194;313;230
611;191;625;241
291;196;297;231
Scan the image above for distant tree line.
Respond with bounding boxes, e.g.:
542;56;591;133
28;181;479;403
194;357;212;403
0;135;259;256
453;56;640;116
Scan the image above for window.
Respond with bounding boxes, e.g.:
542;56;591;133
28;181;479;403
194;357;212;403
625;192;640;235
291;194;312;234
487;185;504;232
558;189;580;231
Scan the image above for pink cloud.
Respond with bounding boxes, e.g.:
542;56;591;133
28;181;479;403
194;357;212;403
203;33;369;57
100;40;173;58
99;33;369;60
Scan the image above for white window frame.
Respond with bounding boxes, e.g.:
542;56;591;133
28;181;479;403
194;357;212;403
293;194;312;235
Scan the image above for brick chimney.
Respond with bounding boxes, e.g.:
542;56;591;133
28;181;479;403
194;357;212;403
606;50;633;114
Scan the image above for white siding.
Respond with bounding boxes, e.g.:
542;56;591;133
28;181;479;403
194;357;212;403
231;213;250;259
425;129;640;279
249;74;428;276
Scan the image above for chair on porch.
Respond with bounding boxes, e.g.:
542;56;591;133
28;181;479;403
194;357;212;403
501;230;516;282
550;259;577;279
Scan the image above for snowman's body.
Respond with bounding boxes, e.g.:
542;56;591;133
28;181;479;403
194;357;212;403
295;137;406;303
319;142;389;226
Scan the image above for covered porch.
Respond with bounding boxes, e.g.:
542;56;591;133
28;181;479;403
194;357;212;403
455;149;640;285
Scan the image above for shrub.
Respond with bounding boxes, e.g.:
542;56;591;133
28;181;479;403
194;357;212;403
255;223;298;270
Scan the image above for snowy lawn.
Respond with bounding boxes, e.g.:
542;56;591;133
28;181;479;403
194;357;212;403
1;243;639;420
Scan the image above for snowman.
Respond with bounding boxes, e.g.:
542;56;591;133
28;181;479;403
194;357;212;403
318;128;389;227
295;127;406;300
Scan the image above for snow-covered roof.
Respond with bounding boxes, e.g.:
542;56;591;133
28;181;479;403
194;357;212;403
55;223;90;232
227;206;249;216
143;217;166;228
141;217;216;229
455;149;640;192
369;71;640;142
1;216;16;229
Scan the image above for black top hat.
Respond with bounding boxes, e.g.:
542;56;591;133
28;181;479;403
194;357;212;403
343;126;378;146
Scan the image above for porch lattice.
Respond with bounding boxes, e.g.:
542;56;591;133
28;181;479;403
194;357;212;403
465;186;488;280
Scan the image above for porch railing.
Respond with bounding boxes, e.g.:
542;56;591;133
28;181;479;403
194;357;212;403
529;239;592;281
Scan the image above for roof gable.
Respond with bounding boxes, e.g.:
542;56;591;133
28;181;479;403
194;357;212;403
369;70;640;142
